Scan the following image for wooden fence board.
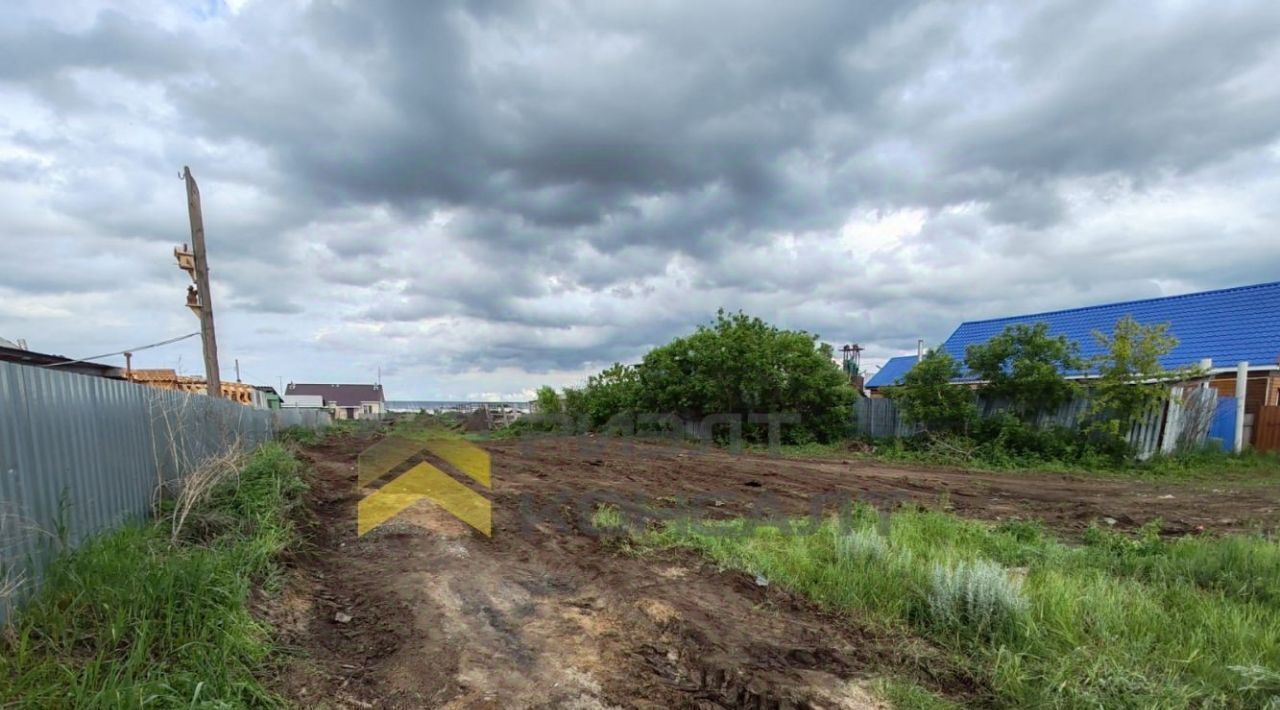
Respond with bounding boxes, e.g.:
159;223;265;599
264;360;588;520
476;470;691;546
1257;406;1280;452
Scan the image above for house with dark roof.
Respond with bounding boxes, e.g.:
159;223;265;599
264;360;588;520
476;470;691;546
864;281;1280;445
285;382;386;420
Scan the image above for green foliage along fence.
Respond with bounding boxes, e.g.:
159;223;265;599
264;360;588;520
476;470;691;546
854;385;1218;459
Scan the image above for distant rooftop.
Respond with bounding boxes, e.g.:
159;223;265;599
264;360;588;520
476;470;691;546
286;382;385;407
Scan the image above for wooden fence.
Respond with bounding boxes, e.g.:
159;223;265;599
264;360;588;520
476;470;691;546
1257;406;1280;452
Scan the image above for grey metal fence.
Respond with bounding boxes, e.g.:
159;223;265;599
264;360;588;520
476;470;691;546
854;385;1217;459
273;407;334;430
853;397;923;439
0;362;329;622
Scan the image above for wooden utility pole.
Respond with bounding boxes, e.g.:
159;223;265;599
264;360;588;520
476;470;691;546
179;166;222;398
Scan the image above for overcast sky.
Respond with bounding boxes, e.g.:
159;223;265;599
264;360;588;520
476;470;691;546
2;0;1279;400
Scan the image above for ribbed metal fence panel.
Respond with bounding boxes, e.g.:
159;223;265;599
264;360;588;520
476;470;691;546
273;408;334;430
0;362;325;623
854;398;923;438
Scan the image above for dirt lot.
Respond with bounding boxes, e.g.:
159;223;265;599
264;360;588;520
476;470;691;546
272;433;1280;709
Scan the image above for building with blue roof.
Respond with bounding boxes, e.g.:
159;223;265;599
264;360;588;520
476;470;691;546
937;281;1280;377
863;282;1280;442
865;355;920;390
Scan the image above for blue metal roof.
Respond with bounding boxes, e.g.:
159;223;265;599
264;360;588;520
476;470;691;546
939;281;1280;376
865;355;920;388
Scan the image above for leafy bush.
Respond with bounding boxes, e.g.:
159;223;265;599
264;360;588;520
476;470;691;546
560;362;642;431
1081;520;1167;559
548;311;855;443
489;414;569;439
1086;315;1183;442
884;349;975;434
971;413;1128;464
533;385;562;415
639;310;854;442
873;418;1127;472
965;322;1082;421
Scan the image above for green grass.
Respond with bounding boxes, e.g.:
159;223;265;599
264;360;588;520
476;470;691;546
590;503;626;531
868;436;1280;481
874;678;963;710
633;506;1280;708
277;424;321;446
282;417;394;446
0;442;306;708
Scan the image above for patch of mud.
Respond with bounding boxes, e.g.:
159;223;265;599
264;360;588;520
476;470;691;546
486;436;1280;537
274;432;1280;708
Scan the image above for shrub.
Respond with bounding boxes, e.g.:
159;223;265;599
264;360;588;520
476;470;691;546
639;310;854;443
926;558;1028;640
965;322;1083;421
971;413;1127;465
559;311;855;443
884;349;975;434
489;414;568;439
562;363;643;430
533;385;562;415
836;528;890;561
1086;315;1183;443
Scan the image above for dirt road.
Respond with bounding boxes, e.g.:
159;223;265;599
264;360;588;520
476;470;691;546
272;433;1280;709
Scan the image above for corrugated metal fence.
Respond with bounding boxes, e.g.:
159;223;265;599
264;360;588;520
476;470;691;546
854;385;1218;459
0;362;330;622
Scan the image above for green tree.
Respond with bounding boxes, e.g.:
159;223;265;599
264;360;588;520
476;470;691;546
574;363;643;429
637;310;854;442
885;349;975;433
561;386;587;429
1087;315;1180;440
965;322;1083;420
533;385;562;415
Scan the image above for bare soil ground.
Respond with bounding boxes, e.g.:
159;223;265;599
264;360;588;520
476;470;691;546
271;433;1280;709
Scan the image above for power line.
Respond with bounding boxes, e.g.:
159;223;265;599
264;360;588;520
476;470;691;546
43;332;201;368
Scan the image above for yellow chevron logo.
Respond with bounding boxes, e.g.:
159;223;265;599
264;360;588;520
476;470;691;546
356;434;491;536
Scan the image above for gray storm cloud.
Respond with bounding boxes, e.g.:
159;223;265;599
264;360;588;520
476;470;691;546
1;0;1279;397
